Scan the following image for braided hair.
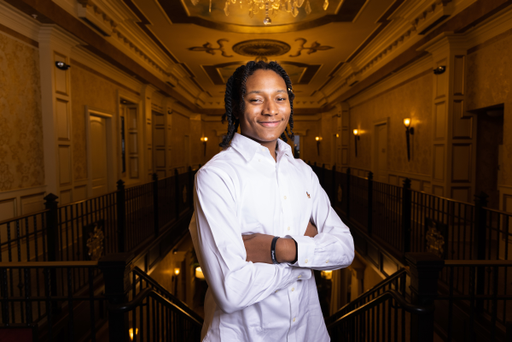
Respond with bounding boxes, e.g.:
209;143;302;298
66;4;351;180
219;61;295;148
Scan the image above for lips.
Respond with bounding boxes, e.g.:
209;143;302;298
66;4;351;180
258;121;281;127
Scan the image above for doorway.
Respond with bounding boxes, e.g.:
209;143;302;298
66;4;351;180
475;105;504;210
86;107;115;198
374;121;388;183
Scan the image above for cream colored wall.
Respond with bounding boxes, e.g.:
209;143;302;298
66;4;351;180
294;118;320;165
0;32;44;192
70;64;122;181
348;72;433;184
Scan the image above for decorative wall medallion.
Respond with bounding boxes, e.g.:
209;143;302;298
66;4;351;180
189;39;233;57
85;221;105;261
232;40;291;60
425;219;446;258
290;38;333;57
183;185;187;203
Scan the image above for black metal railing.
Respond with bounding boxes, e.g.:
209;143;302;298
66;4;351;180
312;165;512;262
0;261;106;341
0;169;197;264
118;267;202;341
436;261;512;342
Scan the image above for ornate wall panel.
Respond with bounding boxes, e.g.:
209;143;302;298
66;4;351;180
451;144;472;183
0;31;44;191
433;144;445;181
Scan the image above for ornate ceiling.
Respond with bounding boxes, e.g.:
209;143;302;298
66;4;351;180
5;0;477;114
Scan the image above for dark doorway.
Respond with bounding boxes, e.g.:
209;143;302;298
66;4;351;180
475;105;504;210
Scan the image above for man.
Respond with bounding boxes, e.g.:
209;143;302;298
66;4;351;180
189;61;354;341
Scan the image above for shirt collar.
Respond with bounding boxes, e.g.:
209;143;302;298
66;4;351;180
230;133;294;162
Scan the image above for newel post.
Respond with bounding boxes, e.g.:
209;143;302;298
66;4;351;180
44;193;59;262
402;178;412;253
367;172;373;236
405;253;444;342
152;173;159;237
99;253;134;342
346;168;351;219
116;180;126;253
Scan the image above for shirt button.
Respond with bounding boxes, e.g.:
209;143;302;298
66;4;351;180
298;275;302;279
293;318;296;322
284;196;287;200
305;259;308;264
326;260;329;263
291;287;295;292
287;226;291;231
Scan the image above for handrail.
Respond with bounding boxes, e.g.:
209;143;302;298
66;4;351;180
326;289;433;329
0;261;99;267
110;287;203;326
132;266;203;323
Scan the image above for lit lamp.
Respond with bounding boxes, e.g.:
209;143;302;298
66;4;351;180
353;129;360;157
200;136;208;156
315;136;322;155
129;328;139;341
195;266;205;280
403;118;414;161
173;267;180;295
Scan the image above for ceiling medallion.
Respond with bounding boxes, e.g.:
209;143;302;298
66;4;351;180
233;40;291;61
191;0;329;25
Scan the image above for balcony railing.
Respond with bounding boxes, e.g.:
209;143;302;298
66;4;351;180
311;165;512;262
0;168;196;264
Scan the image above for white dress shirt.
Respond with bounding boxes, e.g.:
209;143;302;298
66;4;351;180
189;133;354;342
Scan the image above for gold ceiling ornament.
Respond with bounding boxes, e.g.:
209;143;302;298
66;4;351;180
190;0;330;25
232;39;291;59
289;38;333;57
188;39;233;57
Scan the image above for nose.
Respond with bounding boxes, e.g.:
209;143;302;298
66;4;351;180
263;100;279;116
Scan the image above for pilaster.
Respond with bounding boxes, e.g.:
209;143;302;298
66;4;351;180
38;25;83;203
419;33;475;201
141;84;158;181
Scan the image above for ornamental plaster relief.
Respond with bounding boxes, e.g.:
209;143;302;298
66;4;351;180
0;32;44;191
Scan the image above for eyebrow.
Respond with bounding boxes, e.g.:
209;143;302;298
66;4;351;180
246;89;287;95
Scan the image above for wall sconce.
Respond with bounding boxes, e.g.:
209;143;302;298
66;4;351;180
353;129;360;157
129;328;139;341
55;61;70;70
433;65;446;75
195;266;205;280
315;136;322;155
404;118;414;161
200;136;208;156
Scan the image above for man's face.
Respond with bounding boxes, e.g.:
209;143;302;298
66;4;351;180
238;69;291;150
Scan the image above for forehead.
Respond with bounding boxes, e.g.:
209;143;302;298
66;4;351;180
245;69;286;90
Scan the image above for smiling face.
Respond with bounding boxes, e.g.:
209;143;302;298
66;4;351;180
238;69;291;153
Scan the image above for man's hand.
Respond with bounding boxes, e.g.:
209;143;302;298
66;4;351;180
304;221;318;237
242;221;317;264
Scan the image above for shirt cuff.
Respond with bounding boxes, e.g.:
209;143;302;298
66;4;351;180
286;235;316;268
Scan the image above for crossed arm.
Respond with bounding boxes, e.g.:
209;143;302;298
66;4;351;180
242;221;318;264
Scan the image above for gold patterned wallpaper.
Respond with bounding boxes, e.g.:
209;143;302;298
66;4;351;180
467;30;512;186
0;32;44;191
70;66;119;181
349;72;433;176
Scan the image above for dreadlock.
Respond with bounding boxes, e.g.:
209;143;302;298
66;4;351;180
219;61;295;148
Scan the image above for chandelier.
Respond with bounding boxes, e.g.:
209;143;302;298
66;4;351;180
191;0;330;25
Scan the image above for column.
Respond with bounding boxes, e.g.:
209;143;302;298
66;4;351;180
419;33;475;201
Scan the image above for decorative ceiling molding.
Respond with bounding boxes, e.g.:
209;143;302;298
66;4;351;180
232;39;291;58
289;38;333;57
189;39;233;57
157;0;367;33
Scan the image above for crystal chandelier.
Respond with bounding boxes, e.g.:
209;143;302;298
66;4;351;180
191;0;329;25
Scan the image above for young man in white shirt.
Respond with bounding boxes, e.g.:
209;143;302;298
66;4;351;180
189;61;354;341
